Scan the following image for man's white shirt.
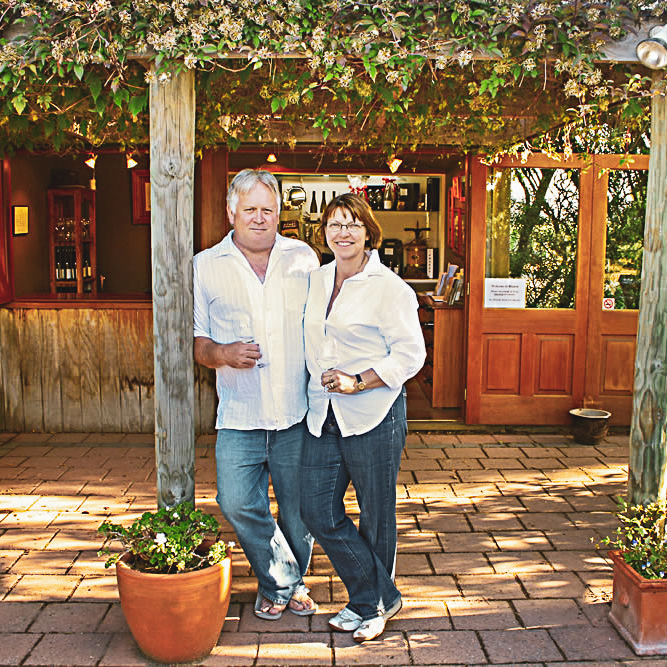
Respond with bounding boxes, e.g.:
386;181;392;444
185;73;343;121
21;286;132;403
194;232;319;430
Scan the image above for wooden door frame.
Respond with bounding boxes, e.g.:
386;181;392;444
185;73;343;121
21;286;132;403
465;153;594;425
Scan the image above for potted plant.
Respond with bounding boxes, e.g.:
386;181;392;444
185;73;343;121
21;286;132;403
599;497;667;655
98;502;233;664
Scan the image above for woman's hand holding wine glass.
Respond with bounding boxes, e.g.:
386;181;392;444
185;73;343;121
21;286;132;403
317;336;339;392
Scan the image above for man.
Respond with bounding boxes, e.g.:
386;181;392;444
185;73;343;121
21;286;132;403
193;169;319;619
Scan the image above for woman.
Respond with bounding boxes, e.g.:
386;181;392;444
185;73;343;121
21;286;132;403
300;193;426;642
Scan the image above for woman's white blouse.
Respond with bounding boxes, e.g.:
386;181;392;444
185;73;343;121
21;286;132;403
305;249;426;437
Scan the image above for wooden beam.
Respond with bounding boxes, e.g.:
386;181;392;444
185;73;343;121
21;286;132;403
198;149;229;251
628;74;667;507
149;68;196;508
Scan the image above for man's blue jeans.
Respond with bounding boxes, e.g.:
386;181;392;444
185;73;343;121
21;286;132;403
215;421;313;605
300;391;406;620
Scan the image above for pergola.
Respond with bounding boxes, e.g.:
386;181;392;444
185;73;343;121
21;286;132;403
143;23;666;509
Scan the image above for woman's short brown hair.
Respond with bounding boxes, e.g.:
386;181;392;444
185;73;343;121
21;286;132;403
316;193;383;250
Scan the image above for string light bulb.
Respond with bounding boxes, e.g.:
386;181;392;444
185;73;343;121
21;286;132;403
387;156;402;174
126;154;138;169
266;153;277;163
84;154;97;169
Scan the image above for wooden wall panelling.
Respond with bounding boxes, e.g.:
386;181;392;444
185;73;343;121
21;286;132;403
138;309;154;433
20;309;44;431
0;310;5;428
118;309;143;432
99;309;121;431
59;309;83;431
79;309;103;432
40;309;63;432
0;308;23;430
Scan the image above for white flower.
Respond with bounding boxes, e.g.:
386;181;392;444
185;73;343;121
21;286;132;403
155;533;167;545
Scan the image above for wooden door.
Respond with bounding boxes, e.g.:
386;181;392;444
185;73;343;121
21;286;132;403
466;154;594;425
582;155;648;424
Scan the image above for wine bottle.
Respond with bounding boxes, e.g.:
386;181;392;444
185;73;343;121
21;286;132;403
309;191;318;221
56;250;62;280
320;191;327;213
65;255;72;280
383;181;395;210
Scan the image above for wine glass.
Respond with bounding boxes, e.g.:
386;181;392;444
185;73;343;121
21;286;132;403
234;315;267;368
316;335;339;392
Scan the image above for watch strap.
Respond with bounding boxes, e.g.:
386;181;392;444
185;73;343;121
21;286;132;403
355;373;365;390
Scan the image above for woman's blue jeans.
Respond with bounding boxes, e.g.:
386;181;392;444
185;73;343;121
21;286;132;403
215;421;313;605
300;391;406;620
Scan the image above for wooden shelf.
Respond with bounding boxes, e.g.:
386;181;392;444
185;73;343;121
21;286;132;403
416;296;464;408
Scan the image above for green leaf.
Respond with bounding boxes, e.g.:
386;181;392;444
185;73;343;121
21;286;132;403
87;75;102;102
271;97;281;113
11;94;26;114
73;64;84;81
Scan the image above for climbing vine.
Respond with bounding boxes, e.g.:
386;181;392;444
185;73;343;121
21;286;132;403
0;0;665;156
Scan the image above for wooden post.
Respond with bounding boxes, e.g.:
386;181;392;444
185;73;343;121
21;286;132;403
628;74;667;507
149;68;196;508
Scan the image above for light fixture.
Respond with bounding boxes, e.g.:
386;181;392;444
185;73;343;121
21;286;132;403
387;156;402;174
126;154;138;169
636;24;667;69
84;154;97;169
266;153;277;163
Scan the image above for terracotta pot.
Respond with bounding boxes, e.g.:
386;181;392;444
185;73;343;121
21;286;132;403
116;550;232;664
608;549;667;655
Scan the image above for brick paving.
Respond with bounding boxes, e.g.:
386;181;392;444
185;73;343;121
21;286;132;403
0;429;663;666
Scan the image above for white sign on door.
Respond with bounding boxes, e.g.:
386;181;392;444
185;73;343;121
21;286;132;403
484;278;527;309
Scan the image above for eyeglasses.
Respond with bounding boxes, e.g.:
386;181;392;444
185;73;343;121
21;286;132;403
326;221;365;233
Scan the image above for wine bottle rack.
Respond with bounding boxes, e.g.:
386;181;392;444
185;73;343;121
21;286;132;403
48;187;97;296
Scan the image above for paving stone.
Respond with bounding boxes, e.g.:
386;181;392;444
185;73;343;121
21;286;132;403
0;550;22;573
397;553;432;575
458;470;506;483
98;631;152;666
514;599;590;627
446;599;518;630
500;469;547;482
438;533;497;553
487;551;554;574
549;625;635;660
543;549;611;572
412;470;459;483
468;512;523;532
561;494;618;512
68;575;119;602
0;632;41;666
523;457;566;469
431;552;494;576
518;572;587;599
8;551;76;574
518;512;574;531
408;630;486;664
480;628;562;662
333;631;409;665
24;631;111;666
96;604;130;634
397;532;442;552
416;513;470;533
492;531;552;551
451;482;499;496
238;602;311;633
202;631;260;666
391;598;450;631
5;574;80;601
480;457;525;469
256;631;331;665
471;496;526;512
31;602;108;633
0;601;42;631
395;575;459;599
457;574;525;600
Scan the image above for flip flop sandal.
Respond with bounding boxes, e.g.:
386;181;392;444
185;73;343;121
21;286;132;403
254;596;286;620
288;593;318;616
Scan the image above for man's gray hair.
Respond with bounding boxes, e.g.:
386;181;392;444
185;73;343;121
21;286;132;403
227;169;281;217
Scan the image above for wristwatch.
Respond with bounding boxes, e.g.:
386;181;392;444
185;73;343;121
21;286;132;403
355;374;366;391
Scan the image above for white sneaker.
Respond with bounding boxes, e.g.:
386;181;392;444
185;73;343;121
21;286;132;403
328;607;363;632
352;598;402;642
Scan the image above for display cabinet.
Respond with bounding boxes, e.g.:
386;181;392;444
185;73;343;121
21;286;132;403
48;187;96;296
